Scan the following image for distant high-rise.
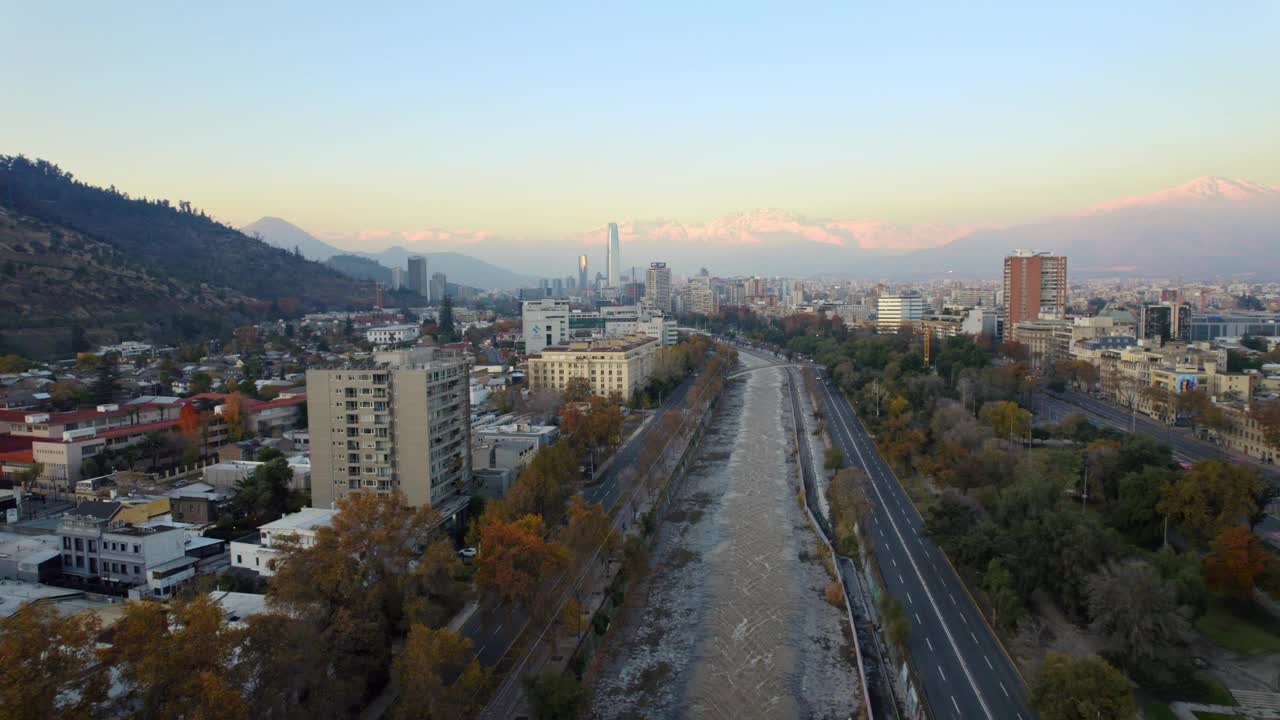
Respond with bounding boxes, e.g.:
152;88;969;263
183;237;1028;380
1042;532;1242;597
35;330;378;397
1002;250;1067;328
606;223;621;288
408;256;429;299
644;262;672;313
390;266;405;291
1140;302;1192;344
430;272;447;302
877;293;925;333
578;254;589;293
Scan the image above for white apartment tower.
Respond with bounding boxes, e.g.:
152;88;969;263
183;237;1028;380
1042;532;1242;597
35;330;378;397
307;347;471;510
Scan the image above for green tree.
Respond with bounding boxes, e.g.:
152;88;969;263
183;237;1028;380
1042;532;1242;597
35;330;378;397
823;446;845;472
438;294;456;341
1085;560;1187;673
1031;653;1135;720
984;558;1024;631
89;353;120;405
880;594;911;653
522;670;589;720
233;457;294;524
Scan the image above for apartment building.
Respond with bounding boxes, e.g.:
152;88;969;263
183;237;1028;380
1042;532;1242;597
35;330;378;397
1003;250;1067;327
527;334;658;399
644;262;673;314
307;347;471;510
686;275;719;316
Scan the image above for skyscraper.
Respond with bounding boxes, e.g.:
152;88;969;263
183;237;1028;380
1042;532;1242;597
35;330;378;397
407;256;429;299
1002;250;1067;328
877;293;925;333
644;262;672;313
306;347;471;510
430;272;447;302
578;254;589;293
606;222;621;288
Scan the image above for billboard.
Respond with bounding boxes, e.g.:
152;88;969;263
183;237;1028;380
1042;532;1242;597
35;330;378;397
1174;373;1198;394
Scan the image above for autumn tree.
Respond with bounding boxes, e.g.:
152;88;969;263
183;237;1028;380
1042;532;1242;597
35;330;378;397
556;496;616;568
223;391;246;441
265;491;442;713
561;376;593;403
476;514;569;611
1030;653;1135;720
404;539;469;629
827;467;872;555
979;400;1031;443
392;625;485;720
1157;460;1262;542
523;671;590;720
560;396;624;466
880;595;911;653
100;594;248;720
504;442;578;522
0;602;107;720
1203;525;1269;600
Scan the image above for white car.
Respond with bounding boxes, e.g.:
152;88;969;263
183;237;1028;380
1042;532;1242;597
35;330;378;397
457;547;477;559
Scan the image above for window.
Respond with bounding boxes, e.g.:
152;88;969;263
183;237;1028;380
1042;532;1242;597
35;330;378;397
63;554;72;565
133;565;140;575
88;540;96;553
75;556;84;568
236;555;242;564
63;537;71;549
74;538;83;551
133;544;141;554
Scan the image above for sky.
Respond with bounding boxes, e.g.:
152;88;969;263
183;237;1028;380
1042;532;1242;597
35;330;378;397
5;1;1280;249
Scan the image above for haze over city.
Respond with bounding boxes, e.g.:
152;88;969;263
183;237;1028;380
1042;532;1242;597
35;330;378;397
3;3;1280;720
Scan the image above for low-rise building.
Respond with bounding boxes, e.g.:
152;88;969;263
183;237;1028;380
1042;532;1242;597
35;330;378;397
527;334;658;400
365;324;421;346
231;507;337;576
56;504;193;598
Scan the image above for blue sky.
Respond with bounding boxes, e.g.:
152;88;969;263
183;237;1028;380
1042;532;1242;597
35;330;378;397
5;1;1279;242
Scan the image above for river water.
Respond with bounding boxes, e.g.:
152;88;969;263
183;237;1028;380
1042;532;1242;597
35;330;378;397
590;355;860;720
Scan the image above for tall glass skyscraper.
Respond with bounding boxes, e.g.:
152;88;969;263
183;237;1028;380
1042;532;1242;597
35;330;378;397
606;222;621;288
578;254;589;292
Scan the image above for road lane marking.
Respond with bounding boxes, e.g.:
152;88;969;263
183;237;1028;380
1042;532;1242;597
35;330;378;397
907;592;913;605
952;696;962;715
985;655;993;670
824;382;995;720
939;665;947;682
970;631;978;644
1000;682;1009;697
915;612;923;624
926;638;934;652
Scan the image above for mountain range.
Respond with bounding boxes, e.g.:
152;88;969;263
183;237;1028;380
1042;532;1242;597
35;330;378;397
268;175;1279;281
241;217;539;290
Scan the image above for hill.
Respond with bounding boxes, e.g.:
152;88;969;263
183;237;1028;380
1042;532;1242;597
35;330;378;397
0;156;372;357
241;216;346;261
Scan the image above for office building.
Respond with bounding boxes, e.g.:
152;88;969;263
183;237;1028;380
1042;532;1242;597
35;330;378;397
1188;311;1280;342
1002;250;1067;327
606;222;621;288
644;262;673;313
522;298;571;354
430;272;448;302
552;278;564;298
390;267;405;290
407;256;429;299
876;293;926;333
527;335;658;399
365;324;421;346
1139;303;1192;344
306;347;471;510
578;255;589;293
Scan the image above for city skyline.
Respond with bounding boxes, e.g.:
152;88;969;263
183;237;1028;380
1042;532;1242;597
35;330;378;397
5;3;1278;244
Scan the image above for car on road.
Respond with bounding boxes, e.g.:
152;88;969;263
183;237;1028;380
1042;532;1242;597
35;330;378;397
457;547;477;560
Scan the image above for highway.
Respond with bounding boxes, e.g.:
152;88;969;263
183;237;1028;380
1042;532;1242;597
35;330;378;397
815;367;1034;720
1036;389;1261;470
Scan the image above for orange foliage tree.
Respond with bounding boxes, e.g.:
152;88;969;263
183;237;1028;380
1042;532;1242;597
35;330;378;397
1203;525;1269;600
0;602;107;720
223;391;245;441
476;514;569;611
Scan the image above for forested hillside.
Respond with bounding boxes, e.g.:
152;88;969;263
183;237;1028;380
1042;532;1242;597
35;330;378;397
0;156;372;357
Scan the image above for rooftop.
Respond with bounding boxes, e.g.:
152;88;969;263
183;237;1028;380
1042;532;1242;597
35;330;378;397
260;507;337;533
